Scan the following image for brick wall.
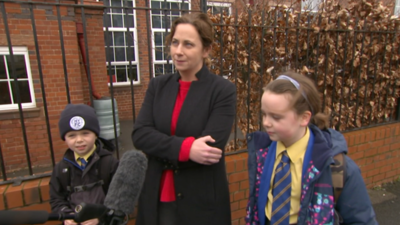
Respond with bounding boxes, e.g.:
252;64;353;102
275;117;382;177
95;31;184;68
0;1;111;173
344;123;400;187
1;122;400;225
0;1;83;172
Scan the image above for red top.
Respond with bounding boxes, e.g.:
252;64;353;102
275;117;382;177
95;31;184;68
159;80;195;202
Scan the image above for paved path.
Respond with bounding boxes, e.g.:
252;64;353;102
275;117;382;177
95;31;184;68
370;181;400;224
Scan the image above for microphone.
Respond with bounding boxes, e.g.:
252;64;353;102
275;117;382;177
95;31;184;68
104;149;147;215
0;210;74;225
0;150;147;225
75;149;148;224
0;208;106;225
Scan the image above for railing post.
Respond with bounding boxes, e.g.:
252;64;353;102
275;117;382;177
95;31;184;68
200;0;207;13
397;98;400;120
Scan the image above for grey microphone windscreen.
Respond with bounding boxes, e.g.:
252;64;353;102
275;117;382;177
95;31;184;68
104;150;147;215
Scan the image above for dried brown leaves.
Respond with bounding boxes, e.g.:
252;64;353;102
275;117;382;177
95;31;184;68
209;0;400;151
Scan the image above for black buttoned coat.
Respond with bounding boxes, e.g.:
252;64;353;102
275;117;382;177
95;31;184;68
132;66;236;225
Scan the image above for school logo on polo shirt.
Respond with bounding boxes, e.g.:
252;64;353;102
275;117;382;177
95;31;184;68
69;116;85;130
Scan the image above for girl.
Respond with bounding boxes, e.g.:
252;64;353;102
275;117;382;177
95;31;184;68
132;13;235;225
245;72;377;225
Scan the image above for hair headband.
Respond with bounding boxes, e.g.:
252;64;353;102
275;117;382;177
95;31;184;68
276;75;314;115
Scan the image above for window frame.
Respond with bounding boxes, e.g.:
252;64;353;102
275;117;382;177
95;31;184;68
395;0;400;16
103;0;140;86
207;2;232;15
0;46;36;111
150;0;191;77
301;0;323;12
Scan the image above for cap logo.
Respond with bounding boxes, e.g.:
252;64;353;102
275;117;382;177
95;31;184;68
69;116;85;130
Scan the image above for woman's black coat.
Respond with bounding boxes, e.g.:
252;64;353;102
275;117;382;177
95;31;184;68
132;66;236;225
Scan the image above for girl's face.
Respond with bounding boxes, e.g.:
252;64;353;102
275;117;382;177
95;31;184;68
261;91;311;147
170;23;210;78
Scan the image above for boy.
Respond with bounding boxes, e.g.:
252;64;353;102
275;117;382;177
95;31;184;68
49;104;119;225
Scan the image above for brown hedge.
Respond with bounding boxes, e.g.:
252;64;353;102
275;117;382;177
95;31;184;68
208;0;400;151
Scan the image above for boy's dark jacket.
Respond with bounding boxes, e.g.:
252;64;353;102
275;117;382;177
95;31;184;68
245;124;378;225
49;139;119;214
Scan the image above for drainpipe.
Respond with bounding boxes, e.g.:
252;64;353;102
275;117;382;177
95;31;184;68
76;22;102;101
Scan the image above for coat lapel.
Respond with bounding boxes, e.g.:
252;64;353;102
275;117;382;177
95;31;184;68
175;66;210;134
158;75;179;135
176;81;206;129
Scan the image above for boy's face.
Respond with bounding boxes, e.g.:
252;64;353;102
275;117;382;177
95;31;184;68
261;91;310;147
64;129;96;156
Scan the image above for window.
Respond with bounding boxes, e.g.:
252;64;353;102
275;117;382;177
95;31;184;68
150;0;190;77
270;5;293;18
207;2;231;16
103;0;140;85
395;0;400;16
301;0;323;12
0;47;35;110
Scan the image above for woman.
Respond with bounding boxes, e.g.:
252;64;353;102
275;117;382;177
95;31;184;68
132;13;236;225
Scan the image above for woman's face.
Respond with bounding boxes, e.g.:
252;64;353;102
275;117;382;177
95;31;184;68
170;23;210;77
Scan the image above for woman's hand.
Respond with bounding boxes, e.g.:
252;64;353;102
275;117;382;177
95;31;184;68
80;218;99;225
64;219;78;225
189;136;222;165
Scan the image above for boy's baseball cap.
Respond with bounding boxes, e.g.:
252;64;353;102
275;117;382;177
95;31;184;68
58;104;100;140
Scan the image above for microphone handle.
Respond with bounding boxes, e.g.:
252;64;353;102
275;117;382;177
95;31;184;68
76;203;127;225
0;211;76;225
105;210;127;225
48;213;76;221
75;203;109;222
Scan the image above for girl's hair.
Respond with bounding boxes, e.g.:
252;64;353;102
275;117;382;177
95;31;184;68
165;13;213;65
263;71;329;129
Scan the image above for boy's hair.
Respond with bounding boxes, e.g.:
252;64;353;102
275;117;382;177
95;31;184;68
58;104;100;140
263;71;329;129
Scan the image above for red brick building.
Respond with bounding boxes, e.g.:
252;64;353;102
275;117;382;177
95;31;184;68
0;0;112;174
